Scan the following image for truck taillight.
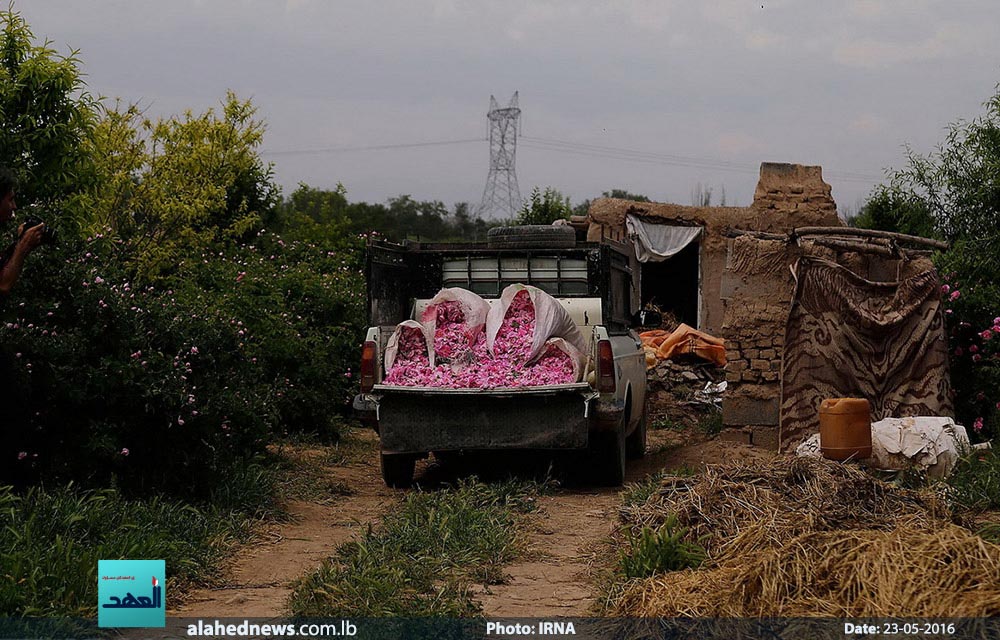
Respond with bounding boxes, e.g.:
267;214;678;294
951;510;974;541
597;339;615;393
360;341;377;392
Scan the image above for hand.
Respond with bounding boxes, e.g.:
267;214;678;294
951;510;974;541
16;223;45;252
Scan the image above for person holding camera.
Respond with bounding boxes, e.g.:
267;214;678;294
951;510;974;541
0;168;45;295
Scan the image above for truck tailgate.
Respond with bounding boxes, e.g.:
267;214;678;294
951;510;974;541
372;383;596;453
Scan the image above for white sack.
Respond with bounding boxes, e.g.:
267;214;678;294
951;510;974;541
540;337;586;382
384;320;435;370
420;287;491;342
485;284;586;363
870;416;970;479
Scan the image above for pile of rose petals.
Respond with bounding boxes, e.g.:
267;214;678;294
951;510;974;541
385;290;577;388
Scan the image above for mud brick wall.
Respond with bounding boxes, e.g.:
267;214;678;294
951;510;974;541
587;162;841;434
719;163;841;428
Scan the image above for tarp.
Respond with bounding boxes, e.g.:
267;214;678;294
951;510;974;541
640;324;726;366
779;257;953;450
625;214;702;263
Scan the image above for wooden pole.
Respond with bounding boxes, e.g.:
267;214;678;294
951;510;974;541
792;226;949;250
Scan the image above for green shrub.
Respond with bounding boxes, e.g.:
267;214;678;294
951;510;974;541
0;232;365;498
618;515;706;579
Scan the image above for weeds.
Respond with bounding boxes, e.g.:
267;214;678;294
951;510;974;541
289;478;541;617
697;412;724;437
618;515;707;579
946;452;1000;511
650;416;684;431
619;472;666;510
0;476;269;617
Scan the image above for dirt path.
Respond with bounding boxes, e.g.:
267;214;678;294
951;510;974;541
476;489;618;617
474;429;774;617
173;430;394;618
174;426;771;619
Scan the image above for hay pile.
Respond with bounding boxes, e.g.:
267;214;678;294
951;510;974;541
615;457;1000;617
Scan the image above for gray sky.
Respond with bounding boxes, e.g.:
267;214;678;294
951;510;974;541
19;1;1000;217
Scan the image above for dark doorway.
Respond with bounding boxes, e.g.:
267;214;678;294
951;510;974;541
640;241;700;327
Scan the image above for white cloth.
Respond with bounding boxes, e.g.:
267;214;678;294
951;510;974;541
625;214;702;263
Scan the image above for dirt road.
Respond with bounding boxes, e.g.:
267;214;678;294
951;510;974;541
174;427;769;618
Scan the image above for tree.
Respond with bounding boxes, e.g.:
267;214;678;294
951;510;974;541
0;6;98;224
602;188;650;202
860;82;1000;440
851;187;938;238
517;186;572;225
79;94;280;280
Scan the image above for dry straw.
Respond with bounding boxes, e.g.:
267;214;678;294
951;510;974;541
615;457;1000;617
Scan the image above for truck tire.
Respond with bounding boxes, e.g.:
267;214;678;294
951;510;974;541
591;427;626;487
380;453;415;488
625;412;647;460
487;225;576;249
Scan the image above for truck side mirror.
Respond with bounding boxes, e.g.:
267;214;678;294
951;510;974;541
632;310;662;328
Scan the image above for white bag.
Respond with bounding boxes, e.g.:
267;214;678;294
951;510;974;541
537;337;585;382
384;320;435;370
420;287;491;344
485;284;586;363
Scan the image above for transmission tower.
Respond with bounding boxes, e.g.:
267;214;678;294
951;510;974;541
476;92;523;219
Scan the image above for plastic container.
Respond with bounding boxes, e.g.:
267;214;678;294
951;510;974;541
819;398;872;461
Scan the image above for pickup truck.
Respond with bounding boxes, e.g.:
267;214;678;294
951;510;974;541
353;227;657;487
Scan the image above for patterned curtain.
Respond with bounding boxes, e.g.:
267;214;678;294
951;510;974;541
779;257;952;450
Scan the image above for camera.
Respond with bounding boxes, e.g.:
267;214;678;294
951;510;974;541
20;215;57;246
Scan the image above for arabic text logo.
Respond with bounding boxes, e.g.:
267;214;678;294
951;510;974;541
97;560;166;628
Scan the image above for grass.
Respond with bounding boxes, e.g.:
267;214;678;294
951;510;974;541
289;478;544;617
618;516;707;579
946;451;1000;511
619;472;666;510
649;416;685;431
0;459;277;617
697;412;724;437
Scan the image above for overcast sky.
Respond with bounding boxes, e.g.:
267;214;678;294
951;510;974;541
18;1;1000;217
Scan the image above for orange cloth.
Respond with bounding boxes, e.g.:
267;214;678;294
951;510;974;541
643;324;726;366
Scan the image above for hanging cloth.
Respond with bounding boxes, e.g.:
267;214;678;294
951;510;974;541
625;214;702;262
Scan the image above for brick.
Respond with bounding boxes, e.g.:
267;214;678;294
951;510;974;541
751;359;769;371
762;371;779;382
745;349;759;360
770;360;782;371
761;349;776;359
723;395;780;426
741;370;758;382
726;371;742;383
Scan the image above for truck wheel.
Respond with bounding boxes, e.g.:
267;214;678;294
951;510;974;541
380;453;415;488
487;225;576;249
591;427;626;487
625;412;647;459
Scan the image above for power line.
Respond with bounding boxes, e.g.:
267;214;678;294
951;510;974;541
520;135;883;183
260;138;485;157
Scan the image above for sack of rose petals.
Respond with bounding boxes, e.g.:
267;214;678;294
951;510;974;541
384;319;434;378
420;288;491;366
485;284;586;364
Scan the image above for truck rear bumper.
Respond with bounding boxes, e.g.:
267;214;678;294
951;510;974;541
356;385;613;454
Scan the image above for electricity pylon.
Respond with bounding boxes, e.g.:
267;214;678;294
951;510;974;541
476;92;522;219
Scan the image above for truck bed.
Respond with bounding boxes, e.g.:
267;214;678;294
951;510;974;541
375;382;597;454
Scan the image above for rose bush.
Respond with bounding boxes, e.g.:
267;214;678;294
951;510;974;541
0;229;365;497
